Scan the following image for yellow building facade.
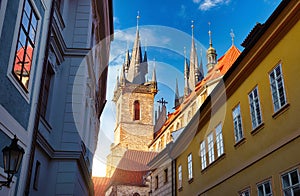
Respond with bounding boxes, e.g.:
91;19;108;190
174;0;300;195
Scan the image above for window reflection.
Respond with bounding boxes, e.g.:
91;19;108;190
12;0;38;91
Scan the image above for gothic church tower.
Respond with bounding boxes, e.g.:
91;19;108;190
106;14;158;177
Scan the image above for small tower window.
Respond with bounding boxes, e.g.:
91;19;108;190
134;100;140;120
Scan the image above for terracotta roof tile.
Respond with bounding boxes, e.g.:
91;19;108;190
108;150;158;187
93;177;110;196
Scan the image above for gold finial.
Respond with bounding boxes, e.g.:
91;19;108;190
230;29;235;46
137;11;140;29
208;22;212;47
191;20;194;37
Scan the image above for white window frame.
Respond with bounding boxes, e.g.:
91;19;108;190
257;180;272;196
200;141;206;170
6;0;41;102
233;104;244;142
248;86;263;130
239;189;250;196
178;165;182;188
187;153;193;180
269;64;287;112
281;169;300;196
215;123;224;157
207;132;214;164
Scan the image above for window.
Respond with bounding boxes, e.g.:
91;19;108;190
257;180;272;196
200;141;206;169
164;168;168;183
133;100;140;120
178;165;182;188
187;154;193;180
41;62;54;118
215;124;224;157
12;0;38;91
155;175;158;189
33;160;41;190
281;169;300;196
249;87;262;129
269;64;287;112
207;132;214;164
239;189;250;196
233;104;244;142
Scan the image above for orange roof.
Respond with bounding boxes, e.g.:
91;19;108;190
151;44;241;144
93;177;110;196
216;45;241;74
108;150;158;187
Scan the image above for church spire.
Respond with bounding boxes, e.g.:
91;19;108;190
230;29;235;46
126;11;147;84
189;20;200;90
206;22;217;72
184;47;190;96
174;78;180;108
124;49;130;73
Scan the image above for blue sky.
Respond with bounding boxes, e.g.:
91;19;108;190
92;0;282;177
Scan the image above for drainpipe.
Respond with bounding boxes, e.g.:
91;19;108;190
24;1;55;195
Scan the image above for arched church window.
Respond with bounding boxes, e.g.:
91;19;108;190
134;100;140;120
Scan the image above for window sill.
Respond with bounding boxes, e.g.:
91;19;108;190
201;153;226;173
251;122;265;136
272;103;290;119
188;178;194;184
234;138;246;148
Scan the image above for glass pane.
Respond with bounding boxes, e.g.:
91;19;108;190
291;171;299;185
265;182;271;194
292;185;300;196
282;174;290;188
283;189;292;196
31;15;37;30
257;185;263;196
21;13;30;31
29;26;36;42
24;0;31;15
19;28;27;46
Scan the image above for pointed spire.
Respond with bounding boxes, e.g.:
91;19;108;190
206;22;217;71
124;49;130;73
152;59;157;82
126;12;146;84
174;78;180;108
184;47;190;96
230;29;235;46
199;47;204;79
120;65;126;86
189;20;199;90
137;11;140;30
208;22;212;47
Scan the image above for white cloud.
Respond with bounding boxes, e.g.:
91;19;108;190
193;0;231;11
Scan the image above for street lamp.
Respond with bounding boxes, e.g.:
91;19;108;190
0;135;25;189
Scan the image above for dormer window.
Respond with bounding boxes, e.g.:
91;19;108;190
134;100;140;120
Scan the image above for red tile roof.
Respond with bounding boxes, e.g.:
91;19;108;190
108;150;158;187
93;177;110;196
150;45;241;145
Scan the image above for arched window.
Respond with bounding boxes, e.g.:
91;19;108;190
134;100;140;120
